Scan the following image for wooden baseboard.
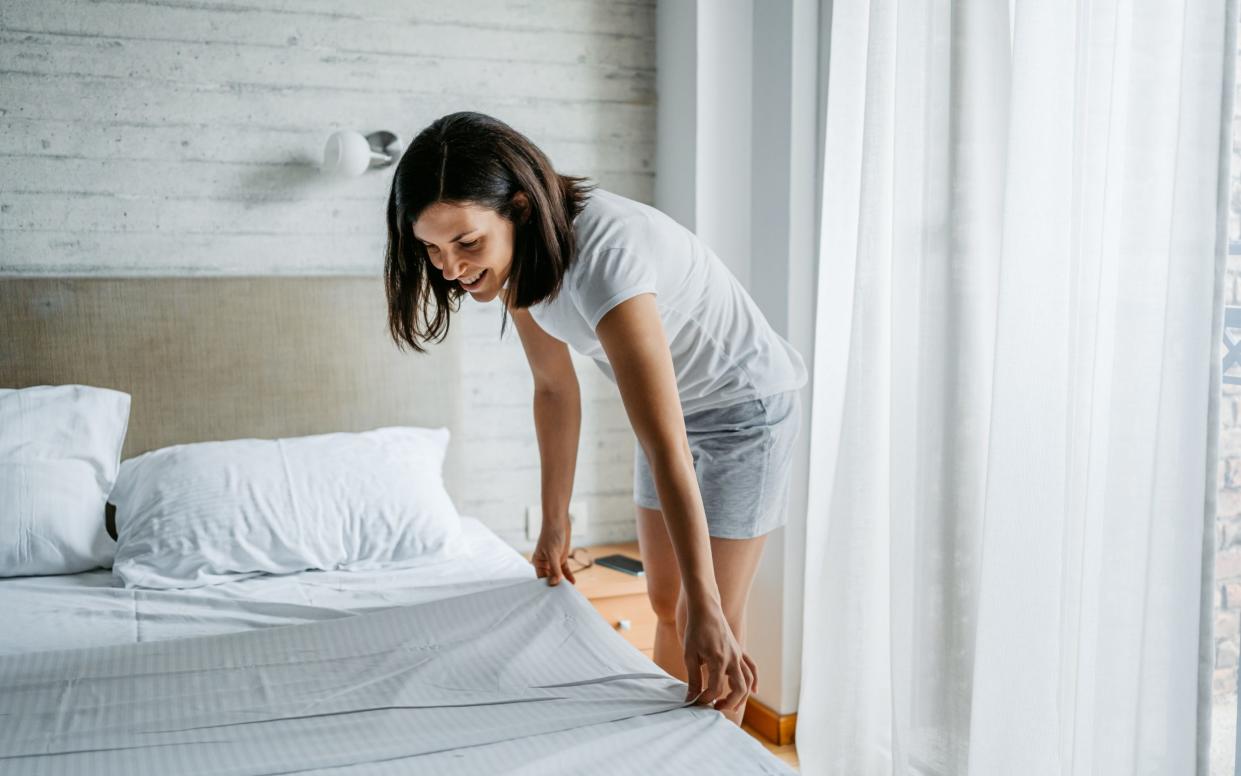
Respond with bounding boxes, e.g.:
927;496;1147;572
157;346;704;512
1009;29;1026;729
743;697;797;746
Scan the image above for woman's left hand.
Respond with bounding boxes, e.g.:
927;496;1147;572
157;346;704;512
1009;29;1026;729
529;517;576;587
681;600;758;712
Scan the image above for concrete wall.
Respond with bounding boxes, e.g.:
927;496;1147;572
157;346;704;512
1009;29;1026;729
0;0;657;550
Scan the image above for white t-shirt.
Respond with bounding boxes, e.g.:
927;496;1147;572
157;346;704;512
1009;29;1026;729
525;188;807;414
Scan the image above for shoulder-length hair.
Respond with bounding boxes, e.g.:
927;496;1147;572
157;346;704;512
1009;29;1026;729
384;111;593;352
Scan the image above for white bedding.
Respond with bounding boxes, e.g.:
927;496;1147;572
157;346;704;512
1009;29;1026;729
0;516;536;656
0;516;796;775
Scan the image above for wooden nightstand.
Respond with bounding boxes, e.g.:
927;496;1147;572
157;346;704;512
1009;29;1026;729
527;541;657;658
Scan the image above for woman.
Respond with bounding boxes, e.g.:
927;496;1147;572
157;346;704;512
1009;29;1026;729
384;112;806;725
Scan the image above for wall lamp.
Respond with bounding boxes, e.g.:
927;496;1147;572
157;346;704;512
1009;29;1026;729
321;130;403;177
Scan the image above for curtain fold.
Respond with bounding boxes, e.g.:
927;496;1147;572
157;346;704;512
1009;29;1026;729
797;1;1236;774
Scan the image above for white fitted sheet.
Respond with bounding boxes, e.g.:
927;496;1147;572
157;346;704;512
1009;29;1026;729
0;516;795;775
0;516;537;656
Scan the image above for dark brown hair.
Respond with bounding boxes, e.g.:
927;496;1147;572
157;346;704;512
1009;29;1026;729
384;111;593;352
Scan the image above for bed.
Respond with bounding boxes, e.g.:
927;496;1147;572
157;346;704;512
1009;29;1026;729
0;278;795;775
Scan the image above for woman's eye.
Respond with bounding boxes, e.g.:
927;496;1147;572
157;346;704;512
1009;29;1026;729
424;244;439;253
460;239;480;249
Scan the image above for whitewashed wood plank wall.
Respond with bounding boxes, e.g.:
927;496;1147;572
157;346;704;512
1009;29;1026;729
0;0;656;547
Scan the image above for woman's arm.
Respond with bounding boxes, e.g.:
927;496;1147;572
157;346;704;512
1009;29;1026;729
511;307;582;585
594;293;753;712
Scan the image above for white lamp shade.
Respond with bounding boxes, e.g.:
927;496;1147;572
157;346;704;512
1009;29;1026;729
321;130;372;177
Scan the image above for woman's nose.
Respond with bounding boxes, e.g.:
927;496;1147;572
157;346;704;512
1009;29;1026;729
427;250;458;278
441;255;466;280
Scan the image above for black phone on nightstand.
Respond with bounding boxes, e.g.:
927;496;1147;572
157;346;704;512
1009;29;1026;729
595;553;645;576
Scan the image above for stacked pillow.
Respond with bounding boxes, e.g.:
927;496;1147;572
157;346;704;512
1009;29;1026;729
110;426;465;589
0;385;130;576
0;385;465;588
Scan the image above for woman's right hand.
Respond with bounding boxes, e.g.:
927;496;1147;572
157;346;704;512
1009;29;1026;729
530;517;576;586
682;599;757;712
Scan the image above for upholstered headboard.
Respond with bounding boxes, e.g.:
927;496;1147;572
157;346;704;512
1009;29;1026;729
0;278;463;461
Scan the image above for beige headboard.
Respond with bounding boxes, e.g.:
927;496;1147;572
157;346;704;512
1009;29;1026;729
0;278;462;460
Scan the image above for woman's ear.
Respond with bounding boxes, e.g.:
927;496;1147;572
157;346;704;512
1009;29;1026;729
511;191;532;224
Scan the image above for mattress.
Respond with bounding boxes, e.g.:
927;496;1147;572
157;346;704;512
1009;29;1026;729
0;516;796;775
0;516;537;656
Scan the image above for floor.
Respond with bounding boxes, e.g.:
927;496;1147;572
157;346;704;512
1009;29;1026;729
742;723;800;772
743;694;1237;774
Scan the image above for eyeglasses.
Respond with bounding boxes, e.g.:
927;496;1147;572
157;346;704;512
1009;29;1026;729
567;547;594;574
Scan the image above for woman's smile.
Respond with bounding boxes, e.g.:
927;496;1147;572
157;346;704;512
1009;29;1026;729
409;200;516;304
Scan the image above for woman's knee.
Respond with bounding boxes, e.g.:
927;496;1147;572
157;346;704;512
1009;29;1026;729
636;506;683;623
648;582;682;623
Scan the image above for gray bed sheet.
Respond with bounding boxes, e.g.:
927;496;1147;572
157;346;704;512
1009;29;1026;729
1;575;795;775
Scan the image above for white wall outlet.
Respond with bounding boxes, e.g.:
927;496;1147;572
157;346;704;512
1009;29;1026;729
525;500;590;541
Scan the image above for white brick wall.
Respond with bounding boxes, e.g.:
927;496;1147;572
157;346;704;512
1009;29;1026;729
0;0;655;549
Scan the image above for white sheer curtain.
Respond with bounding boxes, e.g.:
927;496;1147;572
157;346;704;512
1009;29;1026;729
797;1;1235;775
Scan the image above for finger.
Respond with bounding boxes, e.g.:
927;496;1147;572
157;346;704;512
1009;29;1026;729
561;561;577;585
541;559;559;586
743;652;759;693
722;661;749;712
706;661;726;709
738;660;755;703
684;651;703;702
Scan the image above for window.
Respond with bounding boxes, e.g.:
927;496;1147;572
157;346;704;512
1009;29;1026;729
1210;18;1241;776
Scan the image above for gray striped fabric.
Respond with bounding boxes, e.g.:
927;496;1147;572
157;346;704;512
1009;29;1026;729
1;578;794;775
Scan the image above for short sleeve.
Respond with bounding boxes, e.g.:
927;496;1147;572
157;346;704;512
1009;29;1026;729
570;247;659;330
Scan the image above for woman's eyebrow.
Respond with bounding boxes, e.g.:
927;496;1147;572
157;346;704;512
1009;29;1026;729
412;230;475;245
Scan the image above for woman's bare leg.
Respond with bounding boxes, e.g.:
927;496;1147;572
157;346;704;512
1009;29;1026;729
636;505;687;680
637;505;770;726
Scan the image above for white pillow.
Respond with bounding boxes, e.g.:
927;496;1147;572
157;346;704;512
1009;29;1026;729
0;385;131;577
110;426;466;589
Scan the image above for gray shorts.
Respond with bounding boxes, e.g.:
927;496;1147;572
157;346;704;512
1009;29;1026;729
633;390;803;540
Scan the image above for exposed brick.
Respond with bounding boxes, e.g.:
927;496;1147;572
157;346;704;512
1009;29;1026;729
1221;430;1241;462
1224;582;1241;609
1228;272;1241;306
1218;610;1240;643
1217;548;1241;580
1220;640;1239;670
1227;459;1241;488
1222;516;1241;550
1220;488;1241;520
1216;282;1241;701
1215;666;1237;697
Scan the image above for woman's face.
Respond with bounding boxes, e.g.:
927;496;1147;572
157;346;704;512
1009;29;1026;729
412;197;525;304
